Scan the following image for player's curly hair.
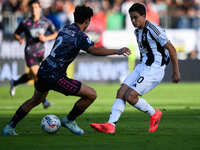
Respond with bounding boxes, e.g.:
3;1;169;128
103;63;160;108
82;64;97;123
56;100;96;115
74;5;93;24
129;3;146;16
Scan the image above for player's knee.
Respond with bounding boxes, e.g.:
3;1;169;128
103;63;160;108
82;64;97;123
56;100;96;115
88;88;97;102
116;88;124;98
124;93;138;105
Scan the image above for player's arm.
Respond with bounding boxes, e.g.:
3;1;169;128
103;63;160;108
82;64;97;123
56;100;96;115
13;33;25;45
39;20;58;42
38;32;58;42
14;22;25;45
87;46;131;57
164;41;181;83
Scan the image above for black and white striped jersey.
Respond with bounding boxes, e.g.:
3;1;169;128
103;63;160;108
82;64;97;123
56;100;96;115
134;20;170;67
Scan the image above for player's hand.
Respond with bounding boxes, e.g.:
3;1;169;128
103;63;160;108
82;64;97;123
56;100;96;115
38;34;46;42
118;47;131;57
172;71;181;83
19;38;25;45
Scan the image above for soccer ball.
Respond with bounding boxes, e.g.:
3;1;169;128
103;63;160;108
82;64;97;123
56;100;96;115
41;115;61;134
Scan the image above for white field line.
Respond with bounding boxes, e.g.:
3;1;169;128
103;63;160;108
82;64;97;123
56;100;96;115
1;106;200;109
0;115;200;119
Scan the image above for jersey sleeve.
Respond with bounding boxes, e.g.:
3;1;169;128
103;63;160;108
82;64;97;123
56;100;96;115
47;20;57;34
14;21;24;35
148;24;169;47
75;34;94;52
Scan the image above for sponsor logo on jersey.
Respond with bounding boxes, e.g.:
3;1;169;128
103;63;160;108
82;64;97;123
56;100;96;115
87;38;92;44
30;28;45;37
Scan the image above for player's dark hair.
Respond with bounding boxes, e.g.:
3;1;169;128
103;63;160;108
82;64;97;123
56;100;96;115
128;3;146;16
74;5;93;24
28;0;41;8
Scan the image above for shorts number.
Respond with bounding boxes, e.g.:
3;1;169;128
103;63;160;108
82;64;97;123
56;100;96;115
50;36;63;57
137;76;144;83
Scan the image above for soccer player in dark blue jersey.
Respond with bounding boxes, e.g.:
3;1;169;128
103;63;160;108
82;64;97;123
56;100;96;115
10;0;58;109
1;4;131;136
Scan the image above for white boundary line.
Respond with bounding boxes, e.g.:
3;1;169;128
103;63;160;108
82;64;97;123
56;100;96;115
0;115;200;119
1;106;200;109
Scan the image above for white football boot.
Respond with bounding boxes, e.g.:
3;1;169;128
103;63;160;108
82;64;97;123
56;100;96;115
1;125;18;136
10;79;16;97
61;116;84;135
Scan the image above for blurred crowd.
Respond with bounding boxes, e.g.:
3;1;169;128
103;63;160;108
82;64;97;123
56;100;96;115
0;0;200;33
0;0;199;59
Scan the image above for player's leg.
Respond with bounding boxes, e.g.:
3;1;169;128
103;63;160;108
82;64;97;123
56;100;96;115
28;65;39;82
29;65;53;109
90;64;164;133
9;54;34;97
53;76;96;135
125;65;165;132
62;82;96;122
90;64;142;133
9;63;34;97
10;73;31;97
2;89;48;136
125;89;156;116
75;83;97;109
2;73;50;135
63;84;97;135
61;83;96;135
90;84;129;133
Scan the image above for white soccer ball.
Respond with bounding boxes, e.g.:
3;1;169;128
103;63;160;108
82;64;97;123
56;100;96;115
41;115;61;134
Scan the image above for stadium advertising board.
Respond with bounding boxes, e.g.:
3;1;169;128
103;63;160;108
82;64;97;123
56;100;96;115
0;29;200;85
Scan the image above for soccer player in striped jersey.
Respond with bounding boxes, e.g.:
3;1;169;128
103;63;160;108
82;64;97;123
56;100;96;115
90;3;181;133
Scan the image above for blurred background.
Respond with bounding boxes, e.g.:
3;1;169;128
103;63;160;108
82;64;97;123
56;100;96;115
0;0;200;85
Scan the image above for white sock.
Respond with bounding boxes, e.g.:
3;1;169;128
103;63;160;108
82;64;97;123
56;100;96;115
133;98;155;116
108;99;126;126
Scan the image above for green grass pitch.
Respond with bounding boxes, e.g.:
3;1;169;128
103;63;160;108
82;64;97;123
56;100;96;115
0;82;200;150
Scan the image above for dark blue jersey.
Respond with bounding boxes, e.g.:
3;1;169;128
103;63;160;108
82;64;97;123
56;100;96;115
38;23;94;81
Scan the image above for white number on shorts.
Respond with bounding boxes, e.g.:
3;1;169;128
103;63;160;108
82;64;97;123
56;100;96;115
50;36;63;57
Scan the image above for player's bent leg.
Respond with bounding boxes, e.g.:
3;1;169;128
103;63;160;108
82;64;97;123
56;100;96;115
124;89;162;132
21;89;48;112
2;90;48;136
29;66;53;109
116;84;131;99
90;85;129;134
29;65;39;81
75;83;97;110
60;83;97;135
124;88;140;106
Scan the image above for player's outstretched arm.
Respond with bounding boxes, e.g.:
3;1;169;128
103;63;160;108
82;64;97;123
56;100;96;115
164;41;181;83
87;46;131;57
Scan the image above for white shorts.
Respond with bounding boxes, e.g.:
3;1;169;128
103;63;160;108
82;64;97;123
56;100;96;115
122;63;166;96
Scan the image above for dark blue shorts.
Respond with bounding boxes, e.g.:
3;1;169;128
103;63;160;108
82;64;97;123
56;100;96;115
35;73;82;96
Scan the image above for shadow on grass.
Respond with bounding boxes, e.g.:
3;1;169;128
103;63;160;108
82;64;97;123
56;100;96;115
1;109;200;150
